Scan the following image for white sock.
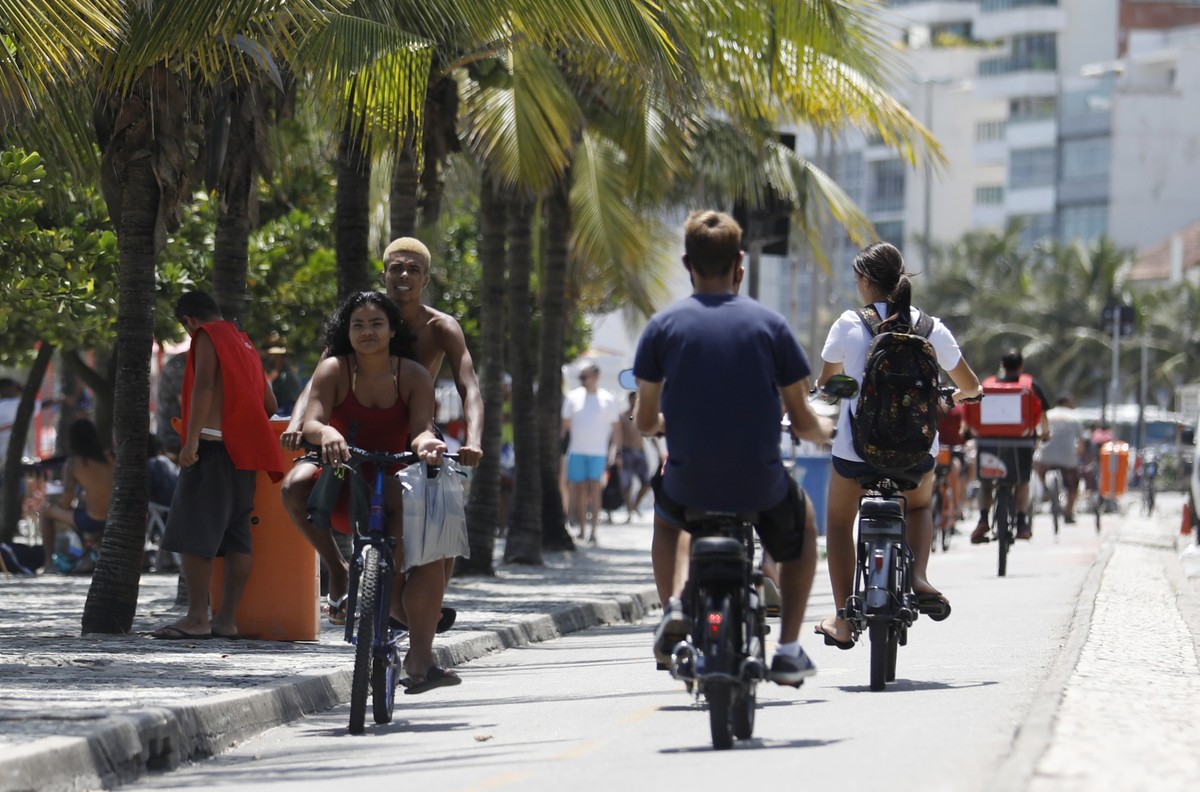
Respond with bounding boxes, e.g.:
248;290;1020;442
775;640;801;658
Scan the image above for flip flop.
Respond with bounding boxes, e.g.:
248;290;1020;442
151;625;213;640
401;666;461;695
814;620;854;650
389;607;457;634
914;592;952;622
212;630;240;640
325;593;349;626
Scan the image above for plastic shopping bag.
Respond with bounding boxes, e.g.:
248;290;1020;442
398;459;470;572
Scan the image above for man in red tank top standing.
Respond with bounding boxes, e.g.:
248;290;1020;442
153;291;284;640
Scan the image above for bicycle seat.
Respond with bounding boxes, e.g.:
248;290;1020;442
859;499;903;520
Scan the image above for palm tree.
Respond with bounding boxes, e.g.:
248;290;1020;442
7;1;343;634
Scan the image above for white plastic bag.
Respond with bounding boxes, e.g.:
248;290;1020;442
398;459;470;572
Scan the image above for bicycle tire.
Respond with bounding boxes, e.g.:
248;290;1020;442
349;546;379;735
886;626;899;682
930;488;943;553
731;684;756;740
995;490;1010;578
1048;474;1061;536
869;622;889;691
706;681;734;750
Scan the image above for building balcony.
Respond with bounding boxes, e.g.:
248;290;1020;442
883;1;978;26
1004;185;1055;215
975;66;1058;100
975;3;1065;39
1006;118;1056;148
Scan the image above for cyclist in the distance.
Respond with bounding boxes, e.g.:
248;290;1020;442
970;349;1051;542
631;210;834;686
1034;395;1084;524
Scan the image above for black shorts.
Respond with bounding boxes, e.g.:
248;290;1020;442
976;441;1035;485
651;472;808;562
162;440;257;558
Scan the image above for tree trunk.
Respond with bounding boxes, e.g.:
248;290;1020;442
459;173;507;575
82;157;158;635
417;75;459;237
211;94;257;329
335;124;372;302
389;144;419;239
503;195;542;565
0;343;55;543
539;179;574;551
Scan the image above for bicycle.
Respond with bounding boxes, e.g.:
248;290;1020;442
930;446;959;553
665;512;769;750
1140;453;1158;517
302;441;458;735
1043;467;1063;537
976;438;1035;578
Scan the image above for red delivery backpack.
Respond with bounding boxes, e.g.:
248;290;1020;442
963;374;1043;438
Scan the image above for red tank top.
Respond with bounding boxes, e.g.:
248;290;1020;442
329;357;411;464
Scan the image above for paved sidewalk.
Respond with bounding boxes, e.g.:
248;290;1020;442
0;517;661;792
995;490;1200;792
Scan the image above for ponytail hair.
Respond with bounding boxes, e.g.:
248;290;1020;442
852;242;914;330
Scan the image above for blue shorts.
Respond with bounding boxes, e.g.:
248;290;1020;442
566;454;607;483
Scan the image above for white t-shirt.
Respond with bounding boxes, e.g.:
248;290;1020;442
1037;406;1083;468
821;304;963;463
561;386;620;457
0;396;19;461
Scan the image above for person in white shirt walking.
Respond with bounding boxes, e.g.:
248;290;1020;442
561;362;621;544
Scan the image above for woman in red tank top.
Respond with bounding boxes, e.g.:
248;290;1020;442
280;292;450;686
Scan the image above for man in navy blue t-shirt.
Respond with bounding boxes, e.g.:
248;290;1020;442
632;210;833;686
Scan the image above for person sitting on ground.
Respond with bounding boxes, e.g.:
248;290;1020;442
633;209;835;686
814;242;981;650
280;291;455;693
40;419;115;574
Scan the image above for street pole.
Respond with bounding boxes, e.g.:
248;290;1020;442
1136;328;1148;449
922;79;934;275
1108;312;1120;428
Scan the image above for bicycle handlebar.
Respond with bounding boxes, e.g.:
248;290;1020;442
299;441;459;468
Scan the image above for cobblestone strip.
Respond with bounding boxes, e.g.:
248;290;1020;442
1027;541;1200;792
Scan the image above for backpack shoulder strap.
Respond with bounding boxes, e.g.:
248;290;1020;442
912;309;935;338
856;305;884;338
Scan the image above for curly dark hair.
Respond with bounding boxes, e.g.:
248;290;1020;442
68;419;109;463
323;291;415;359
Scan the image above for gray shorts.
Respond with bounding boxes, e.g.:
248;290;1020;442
162;440;257;558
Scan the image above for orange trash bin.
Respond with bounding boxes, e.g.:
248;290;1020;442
1098;441;1130;499
211;418;320;641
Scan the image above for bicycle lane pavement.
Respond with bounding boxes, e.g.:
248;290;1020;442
0;518;660;792
990;490;1200;792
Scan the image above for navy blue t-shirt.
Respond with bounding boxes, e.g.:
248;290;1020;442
632;294;810;512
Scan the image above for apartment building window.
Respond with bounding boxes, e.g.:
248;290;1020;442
1014;213;1055;249
1011;33;1057;71
869;160;906;214
975;185;1004;206
1059;205;1108;244
837;152;864;206
1009;97;1056;123
980;0;1058;12
874;221;905;248
976;120;1006;142
1009;147;1056;189
1061;138;1110;182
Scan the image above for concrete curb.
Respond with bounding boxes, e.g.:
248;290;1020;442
0;586;661;792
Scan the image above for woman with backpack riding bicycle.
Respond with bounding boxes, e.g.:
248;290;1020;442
813;242;981;650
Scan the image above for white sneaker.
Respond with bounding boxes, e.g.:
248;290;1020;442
653;598;688;665
770;648;817;686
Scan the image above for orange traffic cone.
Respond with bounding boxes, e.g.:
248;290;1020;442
1183;502;1193;536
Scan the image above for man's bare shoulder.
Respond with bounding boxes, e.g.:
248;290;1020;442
420;306;465;336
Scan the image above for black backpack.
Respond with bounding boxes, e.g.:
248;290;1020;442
850;305;940;475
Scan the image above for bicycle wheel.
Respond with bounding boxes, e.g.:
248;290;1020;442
731;684;756;740
1047;474;1061;536
886;627;899;683
994;490;1010;578
869;622;890;691
349;546;379;735
930;487;943;553
706;681;734;750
